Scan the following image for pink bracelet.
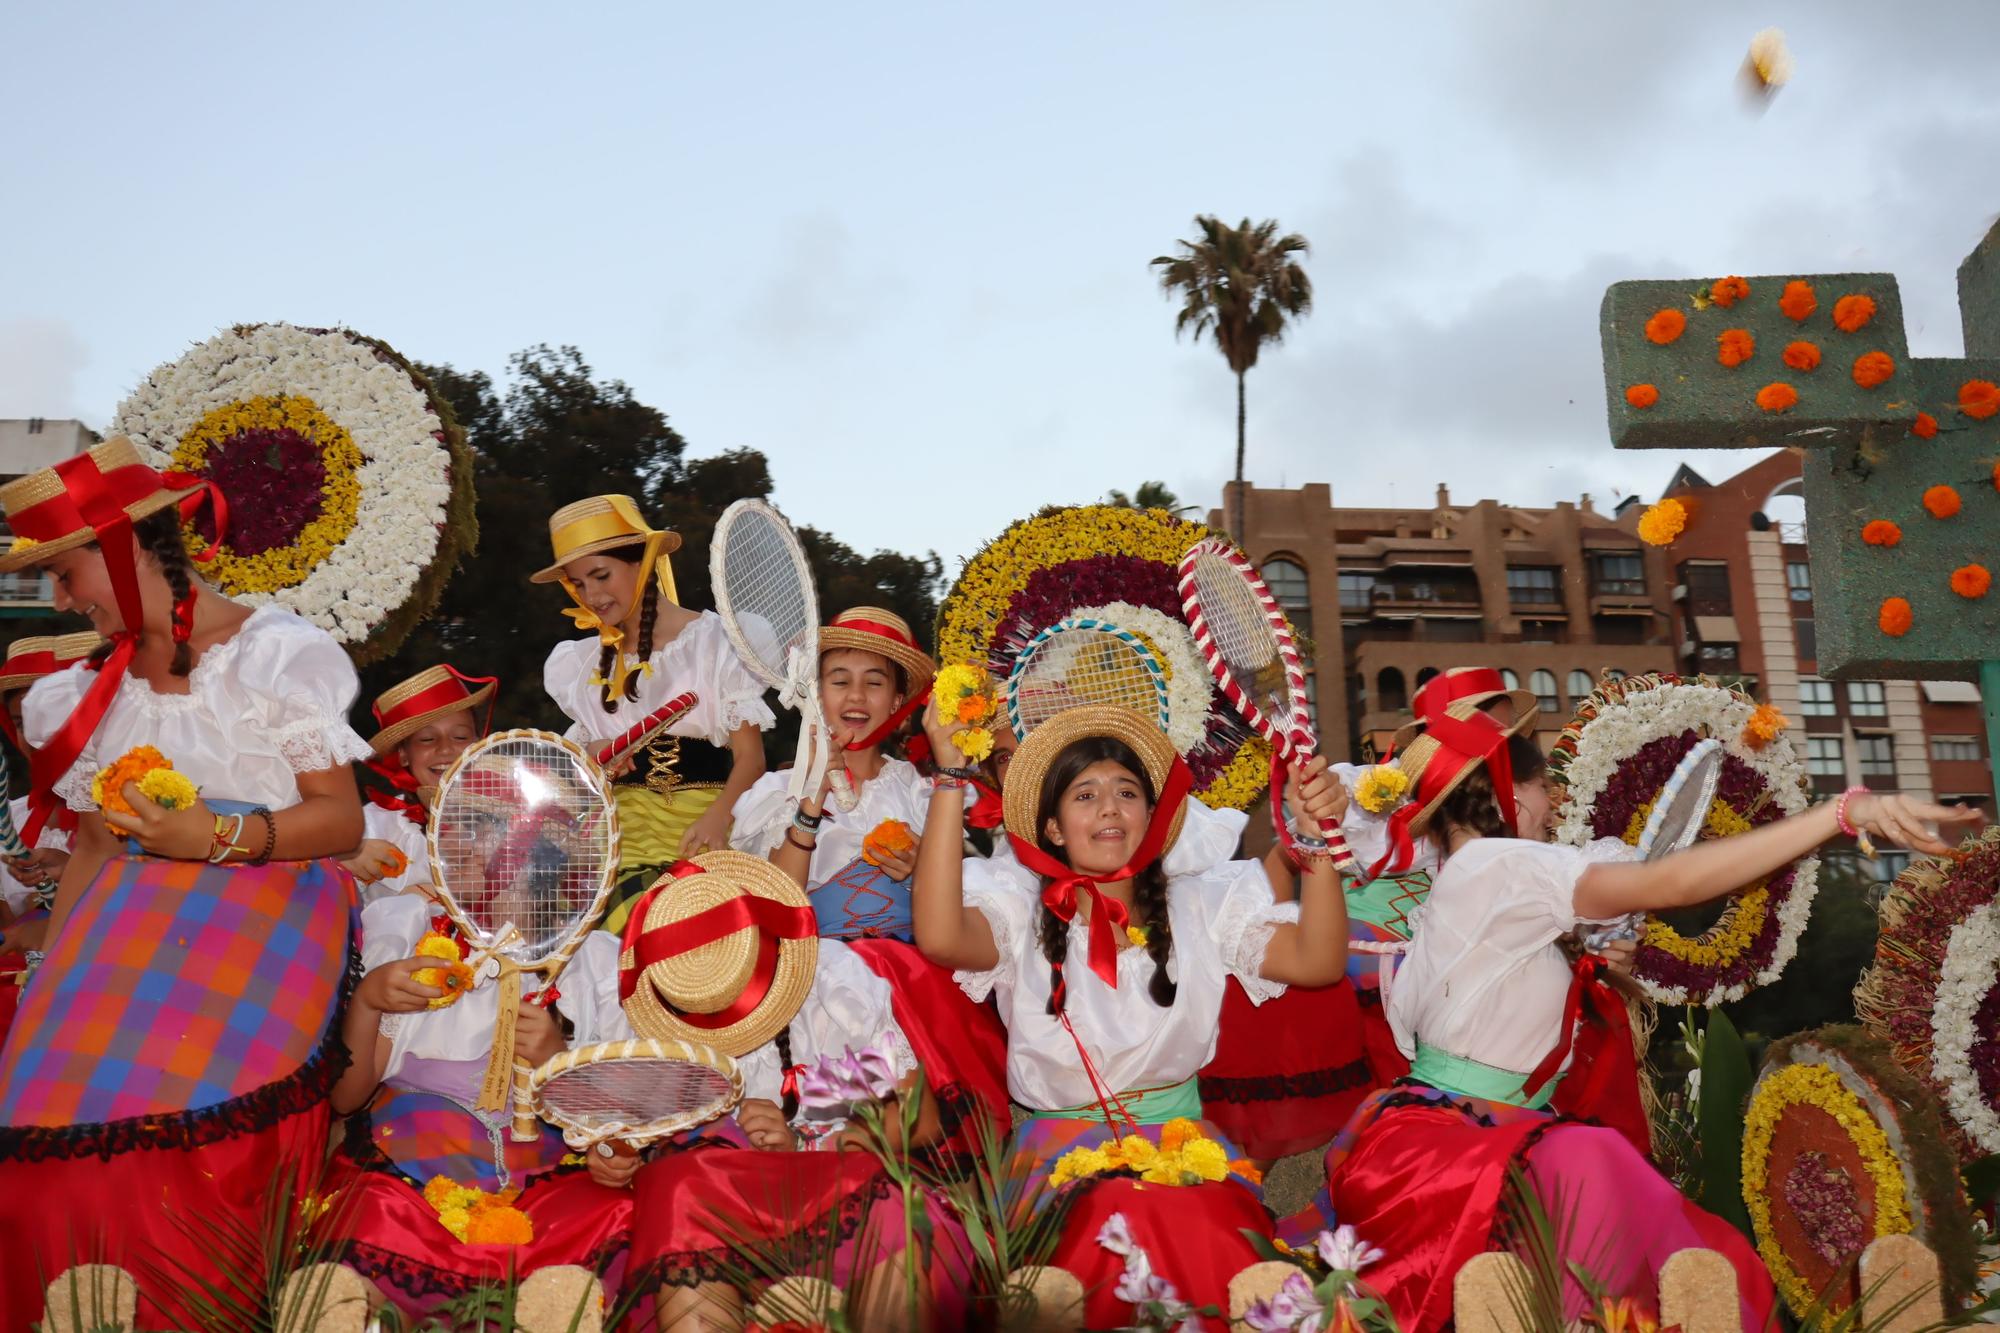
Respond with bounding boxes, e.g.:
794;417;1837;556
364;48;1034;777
1834;786;1865;838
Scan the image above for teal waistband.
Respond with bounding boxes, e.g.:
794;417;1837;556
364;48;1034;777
1409;1045;1554;1111
1034;1078;1203;1126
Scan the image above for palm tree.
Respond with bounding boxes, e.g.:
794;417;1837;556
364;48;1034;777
1151;216;1312;536
1104;481;1195;517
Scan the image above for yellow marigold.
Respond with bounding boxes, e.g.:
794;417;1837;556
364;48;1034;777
1741;704;1789;750
1637;498;1688;547
92;746;177;817
413;932;475;1009
1126;925;1149;948
1354;764;1410;814
1117;1135;1159;1170
415;930;461;962
436;1206;472;1241
423;1175;468;1211
1050;1145;1112;1187
1180;1136;1230;1182
136;767;199;811
956;727;995;763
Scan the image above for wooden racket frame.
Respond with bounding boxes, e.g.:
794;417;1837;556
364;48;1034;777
1004;616;1171;740
530;1037;744;1150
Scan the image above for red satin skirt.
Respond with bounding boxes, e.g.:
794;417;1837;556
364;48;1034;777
1200;975;1375;1161
1050;1172;1273;1328
0;949;22;1053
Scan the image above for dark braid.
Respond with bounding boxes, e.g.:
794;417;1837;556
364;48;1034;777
1130;861;1177;1007
774;1026;799;1121
133;509;196;676
594;549;660;713
1037;897;1074;1018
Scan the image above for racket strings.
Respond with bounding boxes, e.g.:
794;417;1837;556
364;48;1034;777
1010;627;1166;734
1188;559;1298;732
718;515;812;681
540;1059;738;1127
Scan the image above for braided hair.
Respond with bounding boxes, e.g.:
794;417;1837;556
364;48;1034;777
773;1026;800;1122
1032;734;1177;1014
134;508;199;676
1426;734;1546;854
594;548;659;712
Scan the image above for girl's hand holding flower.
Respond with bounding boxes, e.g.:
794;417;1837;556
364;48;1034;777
357;956;448;1014
920;699;968;772
103;784;218;861
339;839;405;885
1283;752;1342;833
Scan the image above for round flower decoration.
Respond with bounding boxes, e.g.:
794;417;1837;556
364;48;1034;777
1548;673;1818;1005
1959;380;2000;420
935;504;1270;810
1716;329;1755;368
1879;597;1913;637
1779;280;1818;322
1952;564;1992;600
1624;383;1659;409
1644;309;1687;345
1833;294;1877;334
110;323;476;663
1857;827;2000;1163
1912;411;1938;439
1851;351;1895;390
1923;485;1962;519
1782;341;1821;373
1861;520;1902;548
1757;383;1799;413
1741;1030;1972;1320
1709;275;1750;308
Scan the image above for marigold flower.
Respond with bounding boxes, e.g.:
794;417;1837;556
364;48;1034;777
1952;564;1992;599
1125;925;1149;948
1710;276;1751;308
1912;411;1938;439
860;819;916;867
1851;351;1895;389
464;1202;534;1245
1637;498;1689;547
92;746;181;817
1756;383;1799;413
1832;294;1877;333
955;694;987;725
1959;379;2000;420
1861;520;1902;547
1878;597;1913;637
1624;383;1660;409
1782;341;1821;372
380;846;410;879
1741;704;1789;751
1354;764;1410;814
1923;485;1962;519
1159;1118;1199;1154
136;767;200;811
1644;309;1687;345
955;726;995;763
1779;280;1818;322
1715;329;1755;368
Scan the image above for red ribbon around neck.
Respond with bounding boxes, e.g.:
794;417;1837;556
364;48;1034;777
617;862;820;1029
364;755;430;827
1005;756;1193;998
964;777;1004;830
1523;953;1634;1101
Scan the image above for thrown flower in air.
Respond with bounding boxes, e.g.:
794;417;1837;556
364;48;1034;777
1743;27;1793;96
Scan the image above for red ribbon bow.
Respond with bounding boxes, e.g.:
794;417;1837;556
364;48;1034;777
1362;711;1518;882
617;861;820;1028
365;754;431;826
1523;953;1634;1101
1005;756;1193;1001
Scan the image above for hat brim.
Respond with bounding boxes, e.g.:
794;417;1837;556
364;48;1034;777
528;530;682;585
621;849;819;1058
1403;703;1541;838
819;627;937;696
0;487;186;575
1002;704;1187;856
368;682;497;754
1390;688;1540;752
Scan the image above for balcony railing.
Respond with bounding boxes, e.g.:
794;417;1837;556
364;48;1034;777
1592;579;1648;598
0;571;52;605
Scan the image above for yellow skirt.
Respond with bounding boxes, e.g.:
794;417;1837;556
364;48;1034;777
607;784;723;933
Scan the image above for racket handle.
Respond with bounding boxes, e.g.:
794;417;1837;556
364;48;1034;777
510;1057;540;1142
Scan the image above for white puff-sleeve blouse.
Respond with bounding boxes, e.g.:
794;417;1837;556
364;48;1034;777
955;856;1296;1111
1331;761;1441;878
542;610;775;747
27;606;373;812
1386;836;1635;1074
731;759;932;878
734;939;917;1135
358;803;434;903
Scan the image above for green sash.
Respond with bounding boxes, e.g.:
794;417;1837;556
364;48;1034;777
1409;1044;1555;1111
1033;1078;1203;1126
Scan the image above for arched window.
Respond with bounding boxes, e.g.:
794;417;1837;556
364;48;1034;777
1604;667;1627;682
1377;667;1407;713
1414;666;1439;694
1500;669;1520;690
1262;558;1311;638
1568;669;1593;701
1530;669;1560;715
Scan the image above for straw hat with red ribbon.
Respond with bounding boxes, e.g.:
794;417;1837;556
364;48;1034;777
532;494;682;698
619;849;819;1058
0;438;227;845
1000;704;1192;1012
364;664;497;822
0;632;102;697
1390;666;1538;753
1366;697;1538;881
820;607;938;750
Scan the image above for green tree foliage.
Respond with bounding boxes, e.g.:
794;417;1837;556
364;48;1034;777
1104;481;1195;516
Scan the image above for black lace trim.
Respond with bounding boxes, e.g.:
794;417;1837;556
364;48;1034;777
1355;985;1384;1011
0;934;361;1163
626;1159;899;1292
1200;1056;1375;1105
339;1229;628;1302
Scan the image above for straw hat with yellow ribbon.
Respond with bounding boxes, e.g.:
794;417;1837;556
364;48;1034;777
0;632;103;696
1366;697;1539;880
367;664;498;754
533;494;683;696
1389;666;1539;752
619;849;819;1058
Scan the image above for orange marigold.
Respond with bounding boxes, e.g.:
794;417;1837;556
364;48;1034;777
1851;351;1895;389
1710;276;1751;308
1717;329;1756;368
1782;341;1821;372
860;818;916;867
1861;519;1902;547
1637;498;1689;547
1625;383;1660;409
1779;280;1818;322
1644;309;1687;345
1912;411;1938;439
1878;596;1913;637
1833;293;1877;333
1756;383;1799;413
1924;485;1962;519
1952;564;1993;599
1741;703;1790;751
1959;379;2000;420
463;1202;534;1245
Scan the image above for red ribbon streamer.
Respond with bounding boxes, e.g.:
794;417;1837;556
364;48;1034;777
1523;954;1634;1101
1362;712;1518;882
845;684;933;752
24;635;137;846
364;755;430;827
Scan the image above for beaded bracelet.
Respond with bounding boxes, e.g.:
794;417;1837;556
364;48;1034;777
937;766;983;782
249;806;277;865
1834;786;1876;858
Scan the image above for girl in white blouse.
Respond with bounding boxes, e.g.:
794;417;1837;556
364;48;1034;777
911;702;1347;1329
1309;697;1976;1333
535;494;774;931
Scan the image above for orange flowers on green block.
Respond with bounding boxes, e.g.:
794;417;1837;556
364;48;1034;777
1960;380;2000;420
1782;341;1821;372
1717;329;1756;368
1625;383;1659;409
1710;275;1751;308
1833;294;1877;333
1878;597;1913;637
1861;520;1902;547
1779;280;1817;321
1912;412;1938;439
1923;485;1962;519
1645;309;1687;345
1952;564;1992;599
1851;351;1895;389
1756;383;1799;413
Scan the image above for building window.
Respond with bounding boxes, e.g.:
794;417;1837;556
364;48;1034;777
1262;558;1311;638
1681;561;1732;613
1414;666;1439;692
1500;669;1520;689
1520;619;1563;644
1786;561;1812;602
1592;552;1646;597
1697;642;1739;672
1377;667;1407;712
1567;669;1593;700
1794;618;1816;661
1508;567;1561;605
1932;735;1984;762
1856;734;1895;778
1807;736;1844;777
1798;678;1835;717
1847;681;1887;718
1530;669;1560;715
1339;572;1376;612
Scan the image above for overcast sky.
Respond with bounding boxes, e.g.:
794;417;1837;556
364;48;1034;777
4;2;1996;570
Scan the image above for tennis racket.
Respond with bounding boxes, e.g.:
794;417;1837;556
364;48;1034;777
429;729;621;1141
1585;739;1727;949
1004;617;1171;739
1177;538;1355;870
0;749;30;860
594;691;700;775
710;500;827;805
531;1037;743;1155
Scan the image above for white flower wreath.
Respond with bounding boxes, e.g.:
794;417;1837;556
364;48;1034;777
1552;677;1819;1004
1930;902;2000;1155
1074;599;1217;756
110;324;455;648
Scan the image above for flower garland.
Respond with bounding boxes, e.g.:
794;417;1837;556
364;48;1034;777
1548;674;1817;1004
1930;902;2000;1156
934;505;1271;810
1048;1117;1259;1189
420;1175;534;1244
91;746;198;816
110;323;475;663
